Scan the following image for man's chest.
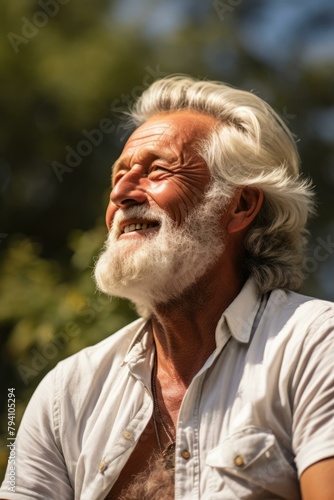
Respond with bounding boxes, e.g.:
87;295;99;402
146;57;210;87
104;417;174;499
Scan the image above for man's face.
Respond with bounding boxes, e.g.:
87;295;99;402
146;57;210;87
106;110;216;236
94;111;227;315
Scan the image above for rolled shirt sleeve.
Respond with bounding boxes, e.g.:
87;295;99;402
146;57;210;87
292;314;334;476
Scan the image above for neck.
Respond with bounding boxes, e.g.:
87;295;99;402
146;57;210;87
150;261;245;387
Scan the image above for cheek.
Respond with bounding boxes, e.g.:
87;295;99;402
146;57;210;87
148;180;204;224
105;202;117;230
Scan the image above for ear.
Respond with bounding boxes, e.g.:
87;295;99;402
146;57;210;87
226;187;264;234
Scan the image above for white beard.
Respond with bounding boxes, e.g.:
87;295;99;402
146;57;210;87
94;185;227;316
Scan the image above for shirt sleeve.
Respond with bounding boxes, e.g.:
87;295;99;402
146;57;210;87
292;312;334;477
0;368;73;500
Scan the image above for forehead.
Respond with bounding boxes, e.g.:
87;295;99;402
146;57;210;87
122;110;218;157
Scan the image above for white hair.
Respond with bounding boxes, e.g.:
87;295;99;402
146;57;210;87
128;75;315;293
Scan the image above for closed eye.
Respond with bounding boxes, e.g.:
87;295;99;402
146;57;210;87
150;165;170;173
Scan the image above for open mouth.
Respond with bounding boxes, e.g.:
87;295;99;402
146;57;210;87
119;220;160;236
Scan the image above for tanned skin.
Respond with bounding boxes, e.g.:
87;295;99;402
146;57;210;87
104;111;263;498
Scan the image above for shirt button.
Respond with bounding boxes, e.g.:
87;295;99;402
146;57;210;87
234;455;245;467
99;461;107;473
181;450;191;460
123;430;133;440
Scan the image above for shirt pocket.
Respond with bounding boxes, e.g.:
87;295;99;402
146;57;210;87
205;426;300;500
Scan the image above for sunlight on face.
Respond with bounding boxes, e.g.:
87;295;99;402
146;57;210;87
94;184;227;316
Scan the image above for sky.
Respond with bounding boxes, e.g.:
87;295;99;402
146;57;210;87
111;0;334;68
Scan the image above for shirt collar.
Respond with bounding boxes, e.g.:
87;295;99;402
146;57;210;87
218;278;262;344
123;277;262;367
122;318;152;364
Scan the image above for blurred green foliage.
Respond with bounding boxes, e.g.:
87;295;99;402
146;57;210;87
1;0;334;481
0;227;138;472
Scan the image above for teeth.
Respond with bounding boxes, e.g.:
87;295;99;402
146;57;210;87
123;222;156;233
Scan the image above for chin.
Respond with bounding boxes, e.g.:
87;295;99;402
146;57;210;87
94;186;227;317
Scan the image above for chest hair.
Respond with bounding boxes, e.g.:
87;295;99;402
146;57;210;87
118;454;174;500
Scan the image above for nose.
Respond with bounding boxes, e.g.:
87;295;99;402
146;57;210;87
110;168;147;208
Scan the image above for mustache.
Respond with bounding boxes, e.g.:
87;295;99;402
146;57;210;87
109;205;168;236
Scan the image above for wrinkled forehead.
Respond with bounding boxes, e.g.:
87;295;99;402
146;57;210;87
111;111;220;184
123;119;175;152
122;110;218;156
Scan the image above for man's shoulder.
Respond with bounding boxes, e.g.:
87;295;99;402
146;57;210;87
273;288;334;314
268;288;334;333
54;317;147;383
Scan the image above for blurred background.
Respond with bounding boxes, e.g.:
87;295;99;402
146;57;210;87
0;0;334;478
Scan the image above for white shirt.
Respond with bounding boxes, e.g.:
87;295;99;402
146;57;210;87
1;279;334;499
